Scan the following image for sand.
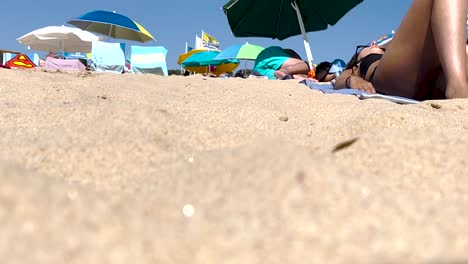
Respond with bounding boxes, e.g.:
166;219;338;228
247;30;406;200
1;68;468;263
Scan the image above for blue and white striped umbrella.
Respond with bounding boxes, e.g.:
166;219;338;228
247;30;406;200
67;10;155;43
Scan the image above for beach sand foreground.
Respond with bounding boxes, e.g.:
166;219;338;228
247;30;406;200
1;68;468;263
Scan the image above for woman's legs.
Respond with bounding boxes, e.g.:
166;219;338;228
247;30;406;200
374;0;468;99
431;0;468;98
274;58;309;79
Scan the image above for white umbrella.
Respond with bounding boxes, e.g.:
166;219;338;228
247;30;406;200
17;25;100;53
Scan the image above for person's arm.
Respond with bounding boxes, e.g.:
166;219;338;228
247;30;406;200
334;69;353;89
334;69;376;93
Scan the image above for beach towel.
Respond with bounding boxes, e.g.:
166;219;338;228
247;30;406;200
130;45;168;76
5;54;36;69
55;51;91;60
53;52;92;68
91;41;125;74
301;80;420;104
44;57;86;72
3;52;39;67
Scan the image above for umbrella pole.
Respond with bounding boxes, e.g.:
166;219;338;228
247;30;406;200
291;1;314;70
61;40;64;59
108;25;113;41
244;60;247;77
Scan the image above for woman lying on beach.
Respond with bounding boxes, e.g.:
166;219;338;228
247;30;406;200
253;46;310;80
334;0;468;100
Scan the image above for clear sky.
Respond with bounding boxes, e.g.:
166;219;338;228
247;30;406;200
1;0;412;70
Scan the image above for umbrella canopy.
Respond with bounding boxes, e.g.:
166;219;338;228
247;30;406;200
178;49;239;75
17;25;100;53
177;49;207;65
178;49;238;67
213;43;264;60
67;10;155;42
222;0;363;68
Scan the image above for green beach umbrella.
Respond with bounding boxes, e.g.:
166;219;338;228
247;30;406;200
222;0;364;69
213;43;264;75
213;43;264;61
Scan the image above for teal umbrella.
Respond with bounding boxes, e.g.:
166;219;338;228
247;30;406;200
180;50;238;67
222;0;363;68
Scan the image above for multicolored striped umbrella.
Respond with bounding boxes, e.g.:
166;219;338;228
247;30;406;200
178;49;239;75
213;43;264;61
178;49;237;66
67;10;154;43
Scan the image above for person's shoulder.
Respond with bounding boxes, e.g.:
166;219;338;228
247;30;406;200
256;46;284;60
263;46;283;51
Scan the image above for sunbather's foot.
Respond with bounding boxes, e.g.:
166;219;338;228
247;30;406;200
290;74;318;82
445;83;468;98
274;69;289;80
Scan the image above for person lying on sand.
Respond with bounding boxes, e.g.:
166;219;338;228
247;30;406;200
253;46;312;80
334;0;468;100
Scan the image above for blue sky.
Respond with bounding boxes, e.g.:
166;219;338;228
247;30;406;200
1;0;412;70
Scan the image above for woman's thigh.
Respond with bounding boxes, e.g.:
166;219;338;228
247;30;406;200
374;0;440;98
280;58;308;69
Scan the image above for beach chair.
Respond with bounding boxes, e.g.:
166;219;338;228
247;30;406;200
130;45;168;76
26;53;40;67
90;41;126;74
2;52;16;65
1;49;20;64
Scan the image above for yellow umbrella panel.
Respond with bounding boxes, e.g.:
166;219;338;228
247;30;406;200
177;49;208;65
183;63;239;76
